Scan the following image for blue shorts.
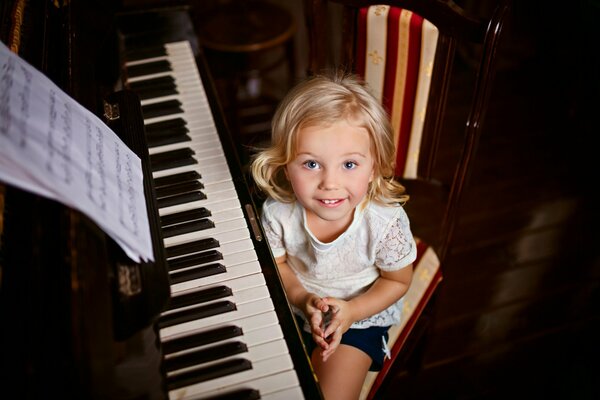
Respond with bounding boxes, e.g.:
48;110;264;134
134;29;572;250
296;316;390;371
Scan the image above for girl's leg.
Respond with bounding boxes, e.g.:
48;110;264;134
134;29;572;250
311;344;372;400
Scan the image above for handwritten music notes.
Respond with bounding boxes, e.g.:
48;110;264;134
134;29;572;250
0;40;153;263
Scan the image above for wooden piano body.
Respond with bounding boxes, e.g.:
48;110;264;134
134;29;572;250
0;1;321;399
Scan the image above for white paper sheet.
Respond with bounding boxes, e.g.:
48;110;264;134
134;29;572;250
0;40;153;262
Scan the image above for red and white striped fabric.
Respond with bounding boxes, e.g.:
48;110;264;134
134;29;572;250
354;7;443;399
355;5;439;179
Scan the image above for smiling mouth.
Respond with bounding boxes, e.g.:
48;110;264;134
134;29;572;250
319;199;344;206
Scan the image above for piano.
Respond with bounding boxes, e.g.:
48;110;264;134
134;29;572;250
0;1;322;399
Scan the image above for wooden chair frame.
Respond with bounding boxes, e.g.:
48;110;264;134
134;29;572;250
302;1;512;398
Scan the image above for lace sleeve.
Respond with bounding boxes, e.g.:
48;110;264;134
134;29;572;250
375;212;416;271
261;203;285;257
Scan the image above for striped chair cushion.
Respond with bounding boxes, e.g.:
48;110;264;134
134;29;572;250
355;5;439;178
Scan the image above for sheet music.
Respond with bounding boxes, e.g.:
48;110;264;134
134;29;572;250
0;40;153;263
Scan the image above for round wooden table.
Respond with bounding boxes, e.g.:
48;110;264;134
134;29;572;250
196;1;297;146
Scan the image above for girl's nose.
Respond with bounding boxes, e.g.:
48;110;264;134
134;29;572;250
318;169;338;190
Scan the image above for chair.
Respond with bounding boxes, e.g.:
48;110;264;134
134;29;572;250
303;0;511;398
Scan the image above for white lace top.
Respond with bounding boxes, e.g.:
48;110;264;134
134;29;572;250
261;198;417;330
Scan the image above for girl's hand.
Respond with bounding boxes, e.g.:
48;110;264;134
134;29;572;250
299;292;329;341
300;292;328;319
313;297;355;362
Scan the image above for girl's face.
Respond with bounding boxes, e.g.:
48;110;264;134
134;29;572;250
286;120;375;233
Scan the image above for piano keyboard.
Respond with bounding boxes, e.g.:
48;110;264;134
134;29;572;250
123;41;310;400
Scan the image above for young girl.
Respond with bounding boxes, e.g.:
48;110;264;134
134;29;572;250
251;73;415;400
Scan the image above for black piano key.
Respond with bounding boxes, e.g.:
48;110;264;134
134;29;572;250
167;285;232;311
126;59;172;77
156;180;204;199
130;75;179;100
147;132;191;148
142;99;183;119
137;86;179;101
161;208;212;227
166;238;220;258
150;148;197;171
168;250;223;271
157;191;206;208
124;45;167;62
164;341;248;372
162;325;244;355
162;219;215;238
158;300;236;329
129;75;175;91
166;358;253;391
169;262;227;284
146;125;190;139
154;171;201;188
203;389;261;400
145;117;188;133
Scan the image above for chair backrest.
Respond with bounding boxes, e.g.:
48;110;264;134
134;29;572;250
304;0;511;262
303;2;511;398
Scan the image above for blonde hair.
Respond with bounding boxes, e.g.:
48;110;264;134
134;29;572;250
251;72;408;205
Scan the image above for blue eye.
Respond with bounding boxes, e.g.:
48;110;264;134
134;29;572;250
343;161;357;170
303;160;320;170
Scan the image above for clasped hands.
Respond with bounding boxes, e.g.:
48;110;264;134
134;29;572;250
301;293;354;362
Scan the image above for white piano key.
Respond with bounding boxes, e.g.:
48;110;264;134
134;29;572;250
163;284;271;322
167;338;290;380
139;85;209;107
169;256;261;294
168;248;259;282
157;179;235;200
145;109;215;128
163;206;243;225
160;297;275;339
184;372;303;400
158;182;237;210
153;144;225;164
127;60;202;83
177;119;220;133
161;308;281;344
167;236;254;261
159;190;241;216
165;226;250;249
137;98;213;125
167;239;255;262
153;162;232;184
173;271;265;297
164;320;285;362
141;88;210;107
125;45;198;66
260;385;305;400
168;353;298;399
167;243;255;268
163;216;248;248
149;134;222;155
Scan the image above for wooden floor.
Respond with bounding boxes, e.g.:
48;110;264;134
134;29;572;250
208;2;599;399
